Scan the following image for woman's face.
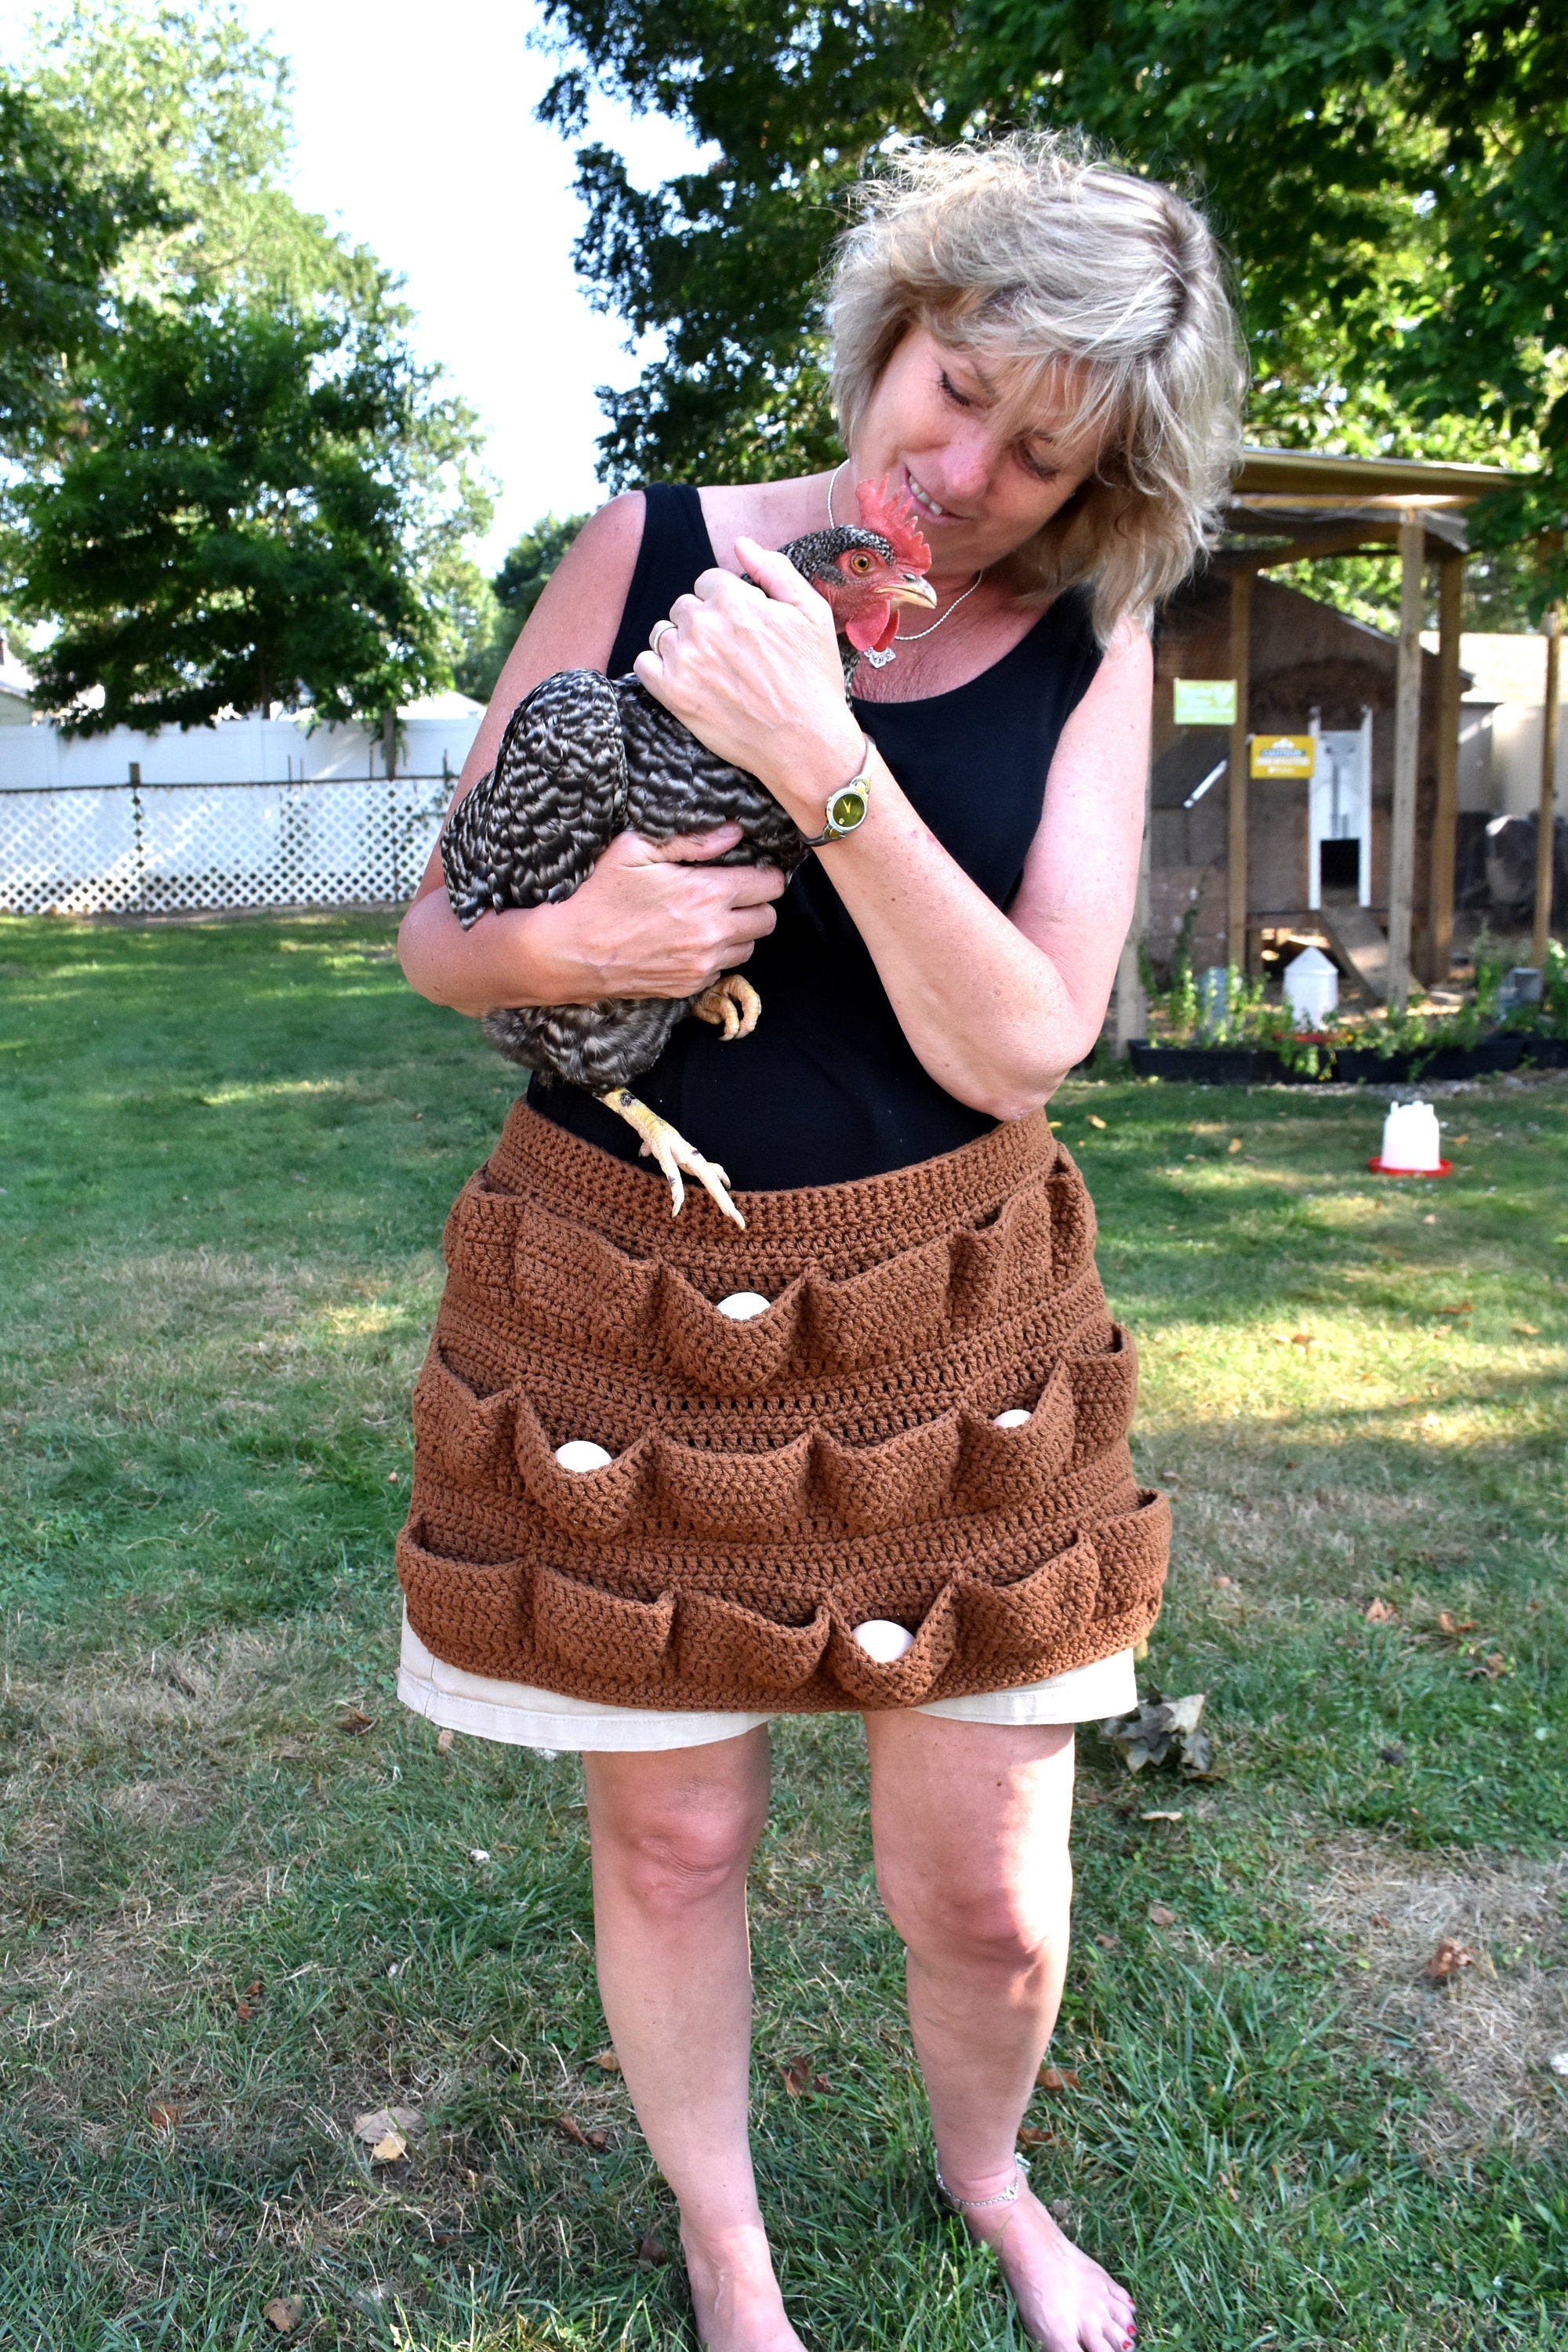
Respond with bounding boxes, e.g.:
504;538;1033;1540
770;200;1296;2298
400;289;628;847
850;325;1099;580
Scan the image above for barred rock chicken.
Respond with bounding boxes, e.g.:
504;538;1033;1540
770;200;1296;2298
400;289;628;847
441;477;934;1228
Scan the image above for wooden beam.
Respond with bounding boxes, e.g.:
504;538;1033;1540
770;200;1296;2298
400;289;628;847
1227;569;1253;971
1387;512;1425;1010
1535;607;1562;971
1428;552;1464;984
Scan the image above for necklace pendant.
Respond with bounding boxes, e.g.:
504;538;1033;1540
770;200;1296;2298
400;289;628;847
862;644;898;669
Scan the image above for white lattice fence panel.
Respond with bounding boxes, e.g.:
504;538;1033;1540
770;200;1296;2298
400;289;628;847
0;778;449;916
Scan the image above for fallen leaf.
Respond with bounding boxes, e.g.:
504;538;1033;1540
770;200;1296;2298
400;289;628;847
1512;1322;1540;1337
235;1979;263;2021
1437;1612;1477;1636
1379;1743;1407;1766
370;2132;408;2162
1290;1331;1313;1349
1099;1690;1211;1776
1465;1652;1510;1680
263;2296;306;2336
1141;1809;1184;1822
589;2049;622;2073
1214;1575;1232;1589
337;1708;376;1734
1370;1912;1390;1929
1454;1135;1468;1146
1017;2125;1056;2147
1149;1904;1177;1928
557;2113;608;2151
1087;1113;1107;1130
354;2107;426;2146
811;2072;833;2094
1435;1302;1473;1316
1036;2065;1081;2092
1364;1597;1397;1624
147;2100;182;2130
1228;1137;1243;1154
1423;1938;1475;1981
637;2233;670;2265
1094;1933;1120;1951
435;1726;455;1754
779;2060;811;2096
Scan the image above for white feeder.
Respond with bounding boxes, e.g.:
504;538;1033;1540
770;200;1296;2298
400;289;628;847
1283;944;1338;1033
1376;1100;1444;1174
716;1291;771;1321
554;1439;613;1473
852;1619;915;1662
993;1407;1031;1429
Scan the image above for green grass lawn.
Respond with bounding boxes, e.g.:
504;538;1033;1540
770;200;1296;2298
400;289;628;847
1;913;1566;2352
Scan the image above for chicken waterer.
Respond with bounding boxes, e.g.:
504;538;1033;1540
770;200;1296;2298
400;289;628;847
1369;1099;1451;1178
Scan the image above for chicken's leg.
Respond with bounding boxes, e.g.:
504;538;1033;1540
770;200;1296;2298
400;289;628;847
691;973;761;1041
598;1087;746;1228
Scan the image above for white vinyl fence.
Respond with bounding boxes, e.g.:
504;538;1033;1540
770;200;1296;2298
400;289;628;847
0;774;451;916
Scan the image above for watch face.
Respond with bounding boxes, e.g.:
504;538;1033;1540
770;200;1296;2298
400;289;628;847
827;783;869;833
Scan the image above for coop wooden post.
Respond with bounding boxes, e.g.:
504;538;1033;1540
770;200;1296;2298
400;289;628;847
1428;550;1464;985
1387;511;1425;1011
1536;605;1562;971
1114;746;1152;1054
1226;568;1253;972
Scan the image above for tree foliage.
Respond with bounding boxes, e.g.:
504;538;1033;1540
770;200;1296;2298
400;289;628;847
7;292;490;735
0;74;159;457
456;513;589;704
540;0;1567;596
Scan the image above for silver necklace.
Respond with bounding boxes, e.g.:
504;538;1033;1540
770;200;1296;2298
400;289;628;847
828;459;984;668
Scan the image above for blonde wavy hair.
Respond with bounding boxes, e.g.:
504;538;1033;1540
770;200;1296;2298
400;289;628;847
828;135;1246;640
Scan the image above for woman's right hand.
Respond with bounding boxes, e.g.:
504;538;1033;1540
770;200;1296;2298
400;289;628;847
397;822;784;1018
542;823;784;1000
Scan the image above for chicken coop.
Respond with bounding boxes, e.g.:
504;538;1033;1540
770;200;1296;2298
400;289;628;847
1115;447;1563;1040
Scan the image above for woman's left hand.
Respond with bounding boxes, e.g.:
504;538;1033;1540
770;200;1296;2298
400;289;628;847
632;535;865;825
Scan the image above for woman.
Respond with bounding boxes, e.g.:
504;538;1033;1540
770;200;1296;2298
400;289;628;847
397;136;1242;2352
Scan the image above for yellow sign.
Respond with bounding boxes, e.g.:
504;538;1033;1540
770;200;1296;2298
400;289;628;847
1250;733;1315;779
1173;678;1236;726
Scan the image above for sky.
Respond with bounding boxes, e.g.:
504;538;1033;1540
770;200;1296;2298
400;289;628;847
2;0;707;571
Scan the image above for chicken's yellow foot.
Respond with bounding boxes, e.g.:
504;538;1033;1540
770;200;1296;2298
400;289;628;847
599;1087;746;1228
691;972;761;1041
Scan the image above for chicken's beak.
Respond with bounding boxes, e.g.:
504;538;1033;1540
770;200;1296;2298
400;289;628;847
889;570;938;609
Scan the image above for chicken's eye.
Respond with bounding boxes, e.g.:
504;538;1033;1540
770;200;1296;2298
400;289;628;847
845;550;875;575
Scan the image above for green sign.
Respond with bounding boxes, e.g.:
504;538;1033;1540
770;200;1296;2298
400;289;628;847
1173;678;1237;726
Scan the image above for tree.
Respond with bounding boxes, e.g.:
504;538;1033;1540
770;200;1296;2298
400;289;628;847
539;0;1566;598
456;513;589;703
24;0;384;310
0;74;159;456
7;294;492;733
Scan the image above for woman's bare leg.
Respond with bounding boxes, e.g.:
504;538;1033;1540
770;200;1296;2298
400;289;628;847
583;1729;805;2352
864;1713;1136;2352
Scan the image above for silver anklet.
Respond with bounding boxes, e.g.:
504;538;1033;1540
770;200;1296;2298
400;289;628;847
935;2153;1029;2212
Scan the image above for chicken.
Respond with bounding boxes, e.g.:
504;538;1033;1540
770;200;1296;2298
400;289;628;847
440;477;935;1228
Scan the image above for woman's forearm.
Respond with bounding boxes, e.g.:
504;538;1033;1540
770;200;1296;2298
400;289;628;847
398;885;601;1019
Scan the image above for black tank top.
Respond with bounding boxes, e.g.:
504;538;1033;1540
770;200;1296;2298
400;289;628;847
530;483;1102;1190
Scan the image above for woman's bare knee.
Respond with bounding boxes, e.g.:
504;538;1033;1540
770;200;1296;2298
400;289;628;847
586;1740;768;1915
879;1850;1071;1972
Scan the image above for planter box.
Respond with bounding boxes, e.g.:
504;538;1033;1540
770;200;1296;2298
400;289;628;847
1334;1036;1526;1084
1127;1043;1272;1084
1523;1034;1568;1069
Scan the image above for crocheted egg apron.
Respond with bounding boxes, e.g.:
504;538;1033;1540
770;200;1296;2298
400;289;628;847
397;1098;1169;1714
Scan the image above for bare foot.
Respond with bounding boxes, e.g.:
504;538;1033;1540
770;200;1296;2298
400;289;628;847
956;2176;1135;2352
680;2220;808;2352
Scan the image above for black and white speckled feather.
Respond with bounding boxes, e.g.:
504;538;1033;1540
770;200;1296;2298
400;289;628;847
438;522;906;1098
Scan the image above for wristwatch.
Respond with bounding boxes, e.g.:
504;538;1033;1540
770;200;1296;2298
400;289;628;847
804;737;873;847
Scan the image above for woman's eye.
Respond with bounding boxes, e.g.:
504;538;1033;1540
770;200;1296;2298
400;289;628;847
938;371;975;408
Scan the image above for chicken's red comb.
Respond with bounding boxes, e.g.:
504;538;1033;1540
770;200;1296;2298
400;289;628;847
855;473;932;572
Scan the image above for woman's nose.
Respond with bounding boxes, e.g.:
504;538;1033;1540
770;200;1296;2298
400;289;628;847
939;423;1003;500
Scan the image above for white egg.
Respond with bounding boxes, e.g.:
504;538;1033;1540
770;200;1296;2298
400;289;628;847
852;1618;916;1663
716;1291;771;1321
554;1439;613;1473
993;1407;1031;1429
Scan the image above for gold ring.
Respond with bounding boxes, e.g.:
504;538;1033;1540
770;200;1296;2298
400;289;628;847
649;619;677;655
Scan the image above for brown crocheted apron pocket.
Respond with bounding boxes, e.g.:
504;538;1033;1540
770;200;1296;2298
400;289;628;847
399;1102;1169;1709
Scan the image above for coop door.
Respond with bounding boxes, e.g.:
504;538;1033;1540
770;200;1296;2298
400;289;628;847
1308;711;1372;911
